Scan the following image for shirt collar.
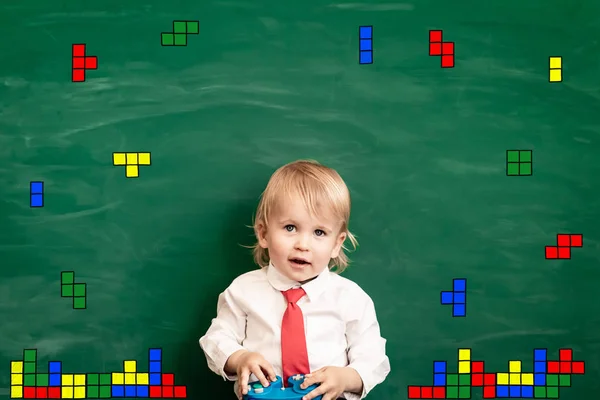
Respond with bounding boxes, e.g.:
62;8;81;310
266;261;330;302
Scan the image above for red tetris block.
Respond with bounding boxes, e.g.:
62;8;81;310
441;55;454;68
23;387;35;398
560;361;572;373
162;386;174;398
72;44;86;57
442;42;454;55
432;386;445;399
73;57;85;69
557;234;570;247
429;30;443;43
429;43;442;56
162;373;174;385
48;387;61;398
559;348;573;361
472;361;484;373
483;386;496;398
85;56;98;69
72;69;85;82
547;361;560;373
484;373;496;385
570;234;583;247
421;386;433;398
408;386;421;398
545;246;558;259
36;387;48;398
174;386;187;398
149;386;162;398
472;374;483;386
558;247;571;259
572;361;585;374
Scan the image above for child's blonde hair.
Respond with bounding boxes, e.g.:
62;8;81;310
251;159;358;273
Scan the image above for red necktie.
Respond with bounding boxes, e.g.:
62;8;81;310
281;288;310;386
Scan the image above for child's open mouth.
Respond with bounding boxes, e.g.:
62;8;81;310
289;258;310;268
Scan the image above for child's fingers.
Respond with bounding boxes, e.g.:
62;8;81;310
251;366;270;387
262;362;277;381
238;368;250;395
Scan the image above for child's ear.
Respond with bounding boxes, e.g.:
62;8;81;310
330;231;347;258
256;221;269;249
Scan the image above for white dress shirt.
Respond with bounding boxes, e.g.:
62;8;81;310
199;262;390;399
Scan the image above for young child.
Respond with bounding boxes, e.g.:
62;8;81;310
199;160;390;400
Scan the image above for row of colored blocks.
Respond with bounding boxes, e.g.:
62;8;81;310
429;30;454;68
440;278;466;317
545;234;583;259
161;20;199;46
506;150;532;176
60;272;86;309
112;152;152;178
408;385;565;399
430;371;573;386
72;44;97;82
549;57;562;83
358;26;373;64
11;385;186;399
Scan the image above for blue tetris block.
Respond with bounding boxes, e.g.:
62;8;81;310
534;348;547;361
125;385;136;397
509;386;521;397
496;386;509;397
433;373;445;386
49;374;61;386
360;51;372;64
30;194;43;207
30;181;43;194
359;26;372;39
522;386;533;397
48;361;61;373
453;278;466;292
453;292;466;304
534;373;546;386
149;348;162;361
149;373;161;385
359;39;372;51
440;291;453;304
452;304;466;317
149;361;161;372
534;361;546;373
137;386;149;397
433;361;446;373
112;385;124;397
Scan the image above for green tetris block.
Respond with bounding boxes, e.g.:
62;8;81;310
24;373;35;386
446;374;458;385
24;349;37;362
99;385;111;398
74;283;86;297
458;386;470;398
519;162;532;175
61;284;73;297
186;21;199;34
61;271;74;284
87;386;99;398
73;297;86;309
173;21;187;33
547;386;559;398
547;374;559;386
174;33;187;46
37;373;49;386
458;374;470;385
507;162;520;176
559;374;570;386
519;150;532;162
161;33;174;46
23;362;36;373
534;386;546;397
446;386;459;398
507;150;520;162
87;373;99;385
99;374;111;385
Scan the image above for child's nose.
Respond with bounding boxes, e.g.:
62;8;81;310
294;235;310;250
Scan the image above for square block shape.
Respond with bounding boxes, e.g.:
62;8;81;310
162;373;174;385
137;386;149;397
74;387;85;399
48;362;61;374
87;386;99;398
72;69;85;82
23;350;36;363
359;51;373;64
149;373;161;385
174;34;187;46
187;21;199;34
497;373;509;385
162;386;174;397
48;387;60;399
125;385;136;397
453;292;465;304
85;57;97;69
112;373;124;385
359;26;373;39
549;56;561;69
73;283;86;297
572;361;585;373
161;33;174;46
137;373;149;385
37;373;49;386
442;42;454;55
433;373;445;386
509;373;520;384
429;30;442;42
11;373;23;384
149;386;161;398
547;387;559;398
124;373;135;385
458;348;470;361
30;194;43;207
125;165;139;178
72;44;86;57
506;150;520;162
496;386;509;397
550;69;562;82
432;387;445;399
570;234;583;247
458;387;470;398
99;386;111;398
11;386;23;399
534;386;546;397
521;373;534;385
509;360;521;372
559;374;571;386
125;153;138;165
483;373;495;385
453;279;466;291
445;386;457;398
534;373;546;386
440;291;453;304
458;374;470;385
509;386;521;397
61;386;74;399
429;43;441;56
11;361;24;373
560;361;571;373
506;163;519;175
441;55;454;68
472;374;483;386
24;374;35;386
149;361;161;373
452;304;465;317
545;246;558;259
433;361;446;373
446;374;458;386
23;387;35;399
30;181;44;194
522;386;533;397
73;57;85;69
519;150;532;162
62;374;73;386
113;153;126;166
482;386;495;398
123;360;136;372
519;162;532;175
87;374;99;385
557;234;571;246
23;362;35;373
359;39;372;51
111;386;124;397
547;374;559;386
173;21;187;33
49;374;60;386
174;386;186;398
73;297;86;309
138;152;151;165
149;348;162;361
61;284;74;298
558;247;571;259
99;374;111;385
458;361;470;373
471;361;484;373
74;374;85;386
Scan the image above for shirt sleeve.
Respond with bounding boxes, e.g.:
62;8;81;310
199;283;247;381
342;291;391;400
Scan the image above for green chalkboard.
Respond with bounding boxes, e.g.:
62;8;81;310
1;1;599;399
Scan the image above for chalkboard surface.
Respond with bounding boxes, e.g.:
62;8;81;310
1;1;599;399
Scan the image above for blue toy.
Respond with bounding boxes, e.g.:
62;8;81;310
243;374;322;400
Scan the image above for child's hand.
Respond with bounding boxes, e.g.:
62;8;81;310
234;351;277;397
300;366;362;400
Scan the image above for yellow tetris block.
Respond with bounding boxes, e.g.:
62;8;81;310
458;361;470;374
11;373;23;384
125;373;136;385
73;374;85;386
126;153;138;165
124;360;137;372
549;57;561;69
113;153;126;166
458;349;471;361
112;372;124;385
11;361;23;373
11;385;23;399
61;386;74;399
62;374;74;386
509;361;521;373
497;373;509;385
138;153;151;165
522;373;534;385
137;373;149;385
74;387;85;399
126;165;139;178
510;373;521;385
550;69;562;82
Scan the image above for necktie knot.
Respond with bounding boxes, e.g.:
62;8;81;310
283;287;306;304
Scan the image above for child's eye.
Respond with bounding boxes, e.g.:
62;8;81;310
314;229;326;237
284;225;296;232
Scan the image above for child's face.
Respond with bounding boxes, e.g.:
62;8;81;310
257;197;347;282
